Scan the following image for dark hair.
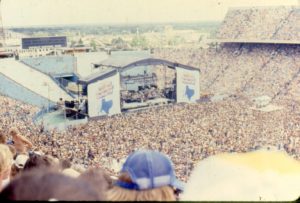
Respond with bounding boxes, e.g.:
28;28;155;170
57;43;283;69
59;159;72;170
79;167;113;192
0;131;7;144
0;168;103;201
10;164;21;179
23;153;57;172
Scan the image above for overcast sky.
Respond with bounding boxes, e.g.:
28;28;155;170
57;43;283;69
1;0;298;27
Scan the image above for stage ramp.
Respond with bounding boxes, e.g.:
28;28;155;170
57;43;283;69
0;58;73;108
35;110;88;131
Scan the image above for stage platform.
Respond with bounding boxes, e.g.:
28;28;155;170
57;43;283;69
122;98;173;111
35;109;88;131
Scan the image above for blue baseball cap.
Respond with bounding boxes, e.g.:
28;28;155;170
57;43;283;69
116;150;184;191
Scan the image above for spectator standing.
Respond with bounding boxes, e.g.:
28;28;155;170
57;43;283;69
107;150;184;201
9;128;33;155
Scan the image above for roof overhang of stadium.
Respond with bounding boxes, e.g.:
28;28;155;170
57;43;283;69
78;57;200;85
215;39;300;45
0;51;13;56
59;47;92;51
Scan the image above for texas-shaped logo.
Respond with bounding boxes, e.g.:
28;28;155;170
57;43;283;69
185;85;194;101
100;98;113;114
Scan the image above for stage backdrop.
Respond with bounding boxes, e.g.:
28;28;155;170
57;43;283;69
87;73;121;117
176;67;200;103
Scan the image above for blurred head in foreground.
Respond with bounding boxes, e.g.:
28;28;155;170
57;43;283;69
181;149;300;201
0;168;105;201
0;144;13;191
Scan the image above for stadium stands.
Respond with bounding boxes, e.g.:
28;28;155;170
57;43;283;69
154;43;300;103
216;6;300;42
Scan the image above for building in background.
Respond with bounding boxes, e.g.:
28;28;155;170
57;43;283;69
22;36;67;49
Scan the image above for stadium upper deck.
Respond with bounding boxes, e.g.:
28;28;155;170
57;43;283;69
216;6;300;43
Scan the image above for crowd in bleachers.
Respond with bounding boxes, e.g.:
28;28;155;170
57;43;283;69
216;6;300;41
274;8;300;41
154;43;300;104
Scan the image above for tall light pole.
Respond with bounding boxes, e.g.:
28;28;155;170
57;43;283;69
43;81;50;112
47;84;50;112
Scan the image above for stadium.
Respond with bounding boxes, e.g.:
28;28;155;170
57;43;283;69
0;4;300;201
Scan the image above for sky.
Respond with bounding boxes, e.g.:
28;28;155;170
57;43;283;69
1;0;299;27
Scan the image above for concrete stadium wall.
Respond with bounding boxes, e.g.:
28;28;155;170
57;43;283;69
0;73;55;108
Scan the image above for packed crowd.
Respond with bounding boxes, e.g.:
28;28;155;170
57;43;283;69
274;8;300;41
0;94;300;183
216;6;300;41
1;46;300;200
0;94;299;200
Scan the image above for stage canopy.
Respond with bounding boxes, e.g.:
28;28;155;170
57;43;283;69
78;56;200;85
78;56;200;118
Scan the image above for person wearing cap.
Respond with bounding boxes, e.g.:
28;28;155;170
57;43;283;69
10;154;29;179
106;150;184;201
14;154;29;170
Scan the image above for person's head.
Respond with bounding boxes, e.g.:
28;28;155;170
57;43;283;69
0;168;104;201
0;144;13;191
23;153;58;172
107;150;184;201
181;150;300;201
79;167;112;199
8;128;19;139
0;144;13;175
59;159;72;170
